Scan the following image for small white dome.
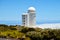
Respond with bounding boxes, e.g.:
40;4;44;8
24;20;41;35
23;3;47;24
28;7;35;11
22;13;28;15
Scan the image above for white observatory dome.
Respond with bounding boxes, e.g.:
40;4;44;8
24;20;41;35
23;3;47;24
28;7;35;11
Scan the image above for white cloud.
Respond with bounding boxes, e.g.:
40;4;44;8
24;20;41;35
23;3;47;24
36;23;60;29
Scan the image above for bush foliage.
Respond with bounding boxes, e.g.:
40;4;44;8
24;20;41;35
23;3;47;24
0;24;60;40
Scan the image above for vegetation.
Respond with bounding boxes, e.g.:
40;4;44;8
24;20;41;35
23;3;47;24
0;24;60;40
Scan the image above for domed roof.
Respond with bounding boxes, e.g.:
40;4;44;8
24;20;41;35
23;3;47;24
22;13;28;15
28;7;35;11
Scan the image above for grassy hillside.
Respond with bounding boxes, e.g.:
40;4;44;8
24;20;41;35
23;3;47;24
0;24;60;40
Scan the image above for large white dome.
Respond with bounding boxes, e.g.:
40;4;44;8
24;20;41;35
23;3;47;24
28;7;35;11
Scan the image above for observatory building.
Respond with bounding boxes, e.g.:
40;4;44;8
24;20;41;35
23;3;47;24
22;7;36;27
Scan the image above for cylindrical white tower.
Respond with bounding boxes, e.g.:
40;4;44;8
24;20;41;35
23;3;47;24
28;7;36;27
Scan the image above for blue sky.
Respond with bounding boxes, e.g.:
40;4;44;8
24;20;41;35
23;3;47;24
0;0;60;25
